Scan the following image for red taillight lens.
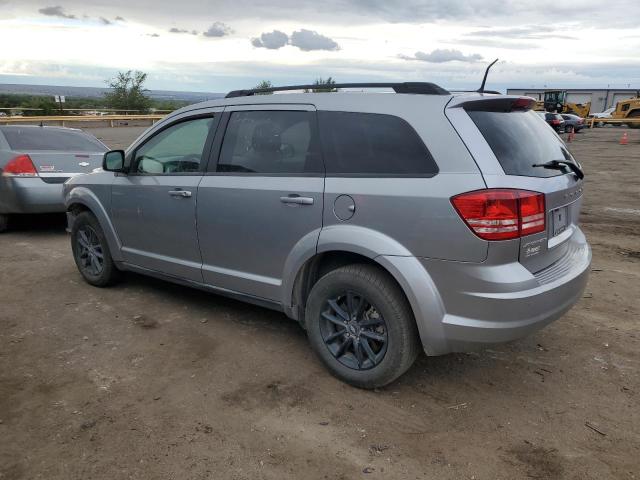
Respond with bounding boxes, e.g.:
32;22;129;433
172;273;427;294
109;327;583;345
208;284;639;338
3;154;38;177
511;98;536;111
551;119;560;125
451;189;546;241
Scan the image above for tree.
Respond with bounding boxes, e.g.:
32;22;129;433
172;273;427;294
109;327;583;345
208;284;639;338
104;70;151;112
305;77;337;93
254;80;274;94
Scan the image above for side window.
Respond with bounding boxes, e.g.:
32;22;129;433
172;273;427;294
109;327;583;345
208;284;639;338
318;111;438;176
133;117;213;174
621;104;630;112
216;111;322;174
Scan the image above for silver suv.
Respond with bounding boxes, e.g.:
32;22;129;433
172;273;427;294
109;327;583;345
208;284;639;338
64;83;591;388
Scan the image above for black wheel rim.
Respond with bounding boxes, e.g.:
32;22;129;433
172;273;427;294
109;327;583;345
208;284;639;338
76;226;104;276
320;290;388;370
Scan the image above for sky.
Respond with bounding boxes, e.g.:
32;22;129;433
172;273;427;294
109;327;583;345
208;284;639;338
1;0;639;93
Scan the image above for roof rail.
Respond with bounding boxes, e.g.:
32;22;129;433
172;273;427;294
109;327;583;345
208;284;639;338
450;89;502;95
225;82;450;98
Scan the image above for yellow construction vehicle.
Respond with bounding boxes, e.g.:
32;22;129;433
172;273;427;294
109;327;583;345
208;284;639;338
610;93;640;128
533;90;591;117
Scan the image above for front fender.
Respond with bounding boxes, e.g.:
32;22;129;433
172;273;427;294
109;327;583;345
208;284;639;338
65;186;123;262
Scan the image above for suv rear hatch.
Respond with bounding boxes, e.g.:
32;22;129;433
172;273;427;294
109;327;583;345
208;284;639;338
1;126;106;182
446;96;585;273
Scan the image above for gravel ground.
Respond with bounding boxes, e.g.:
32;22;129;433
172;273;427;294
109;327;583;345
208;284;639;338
0;126;638;480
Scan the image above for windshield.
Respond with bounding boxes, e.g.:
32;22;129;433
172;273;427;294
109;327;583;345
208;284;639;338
467;109;574;178
1;127;106;152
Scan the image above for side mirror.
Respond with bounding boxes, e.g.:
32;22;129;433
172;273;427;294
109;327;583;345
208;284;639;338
103;150;126;173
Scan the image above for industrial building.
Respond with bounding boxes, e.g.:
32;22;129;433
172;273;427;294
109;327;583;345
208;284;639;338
506;88;638;114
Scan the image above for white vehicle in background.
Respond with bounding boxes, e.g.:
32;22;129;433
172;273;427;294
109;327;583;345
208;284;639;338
591;107;615;119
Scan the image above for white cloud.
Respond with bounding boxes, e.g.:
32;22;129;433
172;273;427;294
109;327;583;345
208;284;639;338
251;30;289;49
289;29;339;51
203;22;232;38
38;5;76;19
400;49;482;63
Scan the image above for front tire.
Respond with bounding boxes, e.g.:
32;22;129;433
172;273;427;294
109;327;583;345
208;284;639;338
305;264;420;389
71;211;120;287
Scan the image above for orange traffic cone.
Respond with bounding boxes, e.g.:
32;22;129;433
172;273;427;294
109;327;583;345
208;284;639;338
620;132;629;145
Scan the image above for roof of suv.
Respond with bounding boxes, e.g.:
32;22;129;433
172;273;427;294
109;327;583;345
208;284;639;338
166;88;509;123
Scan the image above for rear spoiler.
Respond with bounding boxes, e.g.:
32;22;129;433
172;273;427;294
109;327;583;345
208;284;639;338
448;96;537;112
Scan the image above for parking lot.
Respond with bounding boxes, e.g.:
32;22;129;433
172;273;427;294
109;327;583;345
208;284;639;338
1;127;638;479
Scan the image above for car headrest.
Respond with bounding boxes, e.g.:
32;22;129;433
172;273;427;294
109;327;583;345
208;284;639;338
251;122;281;153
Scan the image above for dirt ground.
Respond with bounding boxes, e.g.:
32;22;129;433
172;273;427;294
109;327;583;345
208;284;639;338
1;126;638;480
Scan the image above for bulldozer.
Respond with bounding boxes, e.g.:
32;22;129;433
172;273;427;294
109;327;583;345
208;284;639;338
533;90;591;117
610;93;640;128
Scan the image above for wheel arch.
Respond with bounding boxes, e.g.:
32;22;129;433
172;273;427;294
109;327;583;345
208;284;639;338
65;187;123;262
284;225;448;355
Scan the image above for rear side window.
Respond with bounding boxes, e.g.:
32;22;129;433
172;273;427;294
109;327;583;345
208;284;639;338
318;111;437;176
1;127;106;152
468;110;573;178
216;111;322;174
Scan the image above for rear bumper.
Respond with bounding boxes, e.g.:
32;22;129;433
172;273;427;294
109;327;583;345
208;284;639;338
407;228;591;354
0;176;65;213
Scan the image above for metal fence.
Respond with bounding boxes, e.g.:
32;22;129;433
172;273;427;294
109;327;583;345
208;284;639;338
0;114;166;127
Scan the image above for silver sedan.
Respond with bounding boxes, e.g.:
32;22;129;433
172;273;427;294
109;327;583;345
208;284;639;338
0;125;107;232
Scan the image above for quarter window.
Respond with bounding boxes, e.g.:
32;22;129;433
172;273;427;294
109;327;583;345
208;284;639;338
216;111;322;174
318;111;437;176
133;117;213;174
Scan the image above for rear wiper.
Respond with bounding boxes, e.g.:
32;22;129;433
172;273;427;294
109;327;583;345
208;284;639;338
532;160;584;179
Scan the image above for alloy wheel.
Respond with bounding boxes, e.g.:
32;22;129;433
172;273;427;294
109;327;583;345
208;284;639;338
76;226;104;276
320;290;388;370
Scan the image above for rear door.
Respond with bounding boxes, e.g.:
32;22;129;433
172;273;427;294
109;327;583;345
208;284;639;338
196;105;324;301
447;98;584;273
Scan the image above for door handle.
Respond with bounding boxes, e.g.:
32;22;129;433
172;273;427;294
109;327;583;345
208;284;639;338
168;189;192;198
280;195;314;205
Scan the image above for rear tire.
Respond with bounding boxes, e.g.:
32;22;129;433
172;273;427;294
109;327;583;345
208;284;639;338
71;211;120;287
0;214;8;233
305;264;420;389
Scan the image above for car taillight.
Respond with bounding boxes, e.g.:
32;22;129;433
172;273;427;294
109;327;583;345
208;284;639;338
551;119;560;125
451;189;546;241
2;154;38;177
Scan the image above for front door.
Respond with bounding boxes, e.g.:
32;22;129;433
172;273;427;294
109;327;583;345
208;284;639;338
197;106;324;301
111;113;219;281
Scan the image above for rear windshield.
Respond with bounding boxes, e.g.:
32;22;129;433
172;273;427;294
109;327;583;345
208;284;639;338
468;110;573;177
0;127;106;152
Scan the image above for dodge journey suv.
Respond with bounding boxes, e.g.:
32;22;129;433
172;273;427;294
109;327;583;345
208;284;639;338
64;82;591;388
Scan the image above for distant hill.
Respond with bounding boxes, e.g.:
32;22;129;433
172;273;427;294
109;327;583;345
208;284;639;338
0;83;225;103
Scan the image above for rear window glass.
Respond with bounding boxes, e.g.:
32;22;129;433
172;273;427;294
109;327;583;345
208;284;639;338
0;127;106;152
467;110;574;178
318;111;437;176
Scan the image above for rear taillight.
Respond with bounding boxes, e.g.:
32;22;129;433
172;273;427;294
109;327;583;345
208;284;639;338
2;154;38;177
551;119;561;125
451;189;546;241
